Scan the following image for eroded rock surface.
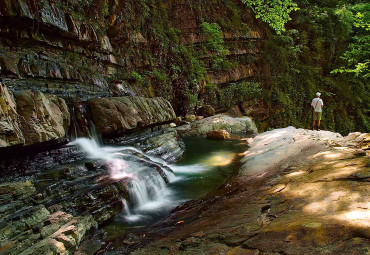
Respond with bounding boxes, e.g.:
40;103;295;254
15;90;70;145
139;130;185;163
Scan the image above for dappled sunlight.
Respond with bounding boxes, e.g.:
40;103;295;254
202;151;236;166
303;201;332;215
334;209;370;228
302;190;362;215
310;150;344;160
241;149;264;157
286;170;306;177
317;165;360;180
283;182;328;200
278;146;369;230
253;128;291;146
211;118;223;124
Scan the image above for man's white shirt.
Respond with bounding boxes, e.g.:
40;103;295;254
311;98;323;112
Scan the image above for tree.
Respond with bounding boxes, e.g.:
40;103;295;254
242;0;299;34
332;3;370;79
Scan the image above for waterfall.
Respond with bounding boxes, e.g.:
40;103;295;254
69;138;176;221
69;104;102;144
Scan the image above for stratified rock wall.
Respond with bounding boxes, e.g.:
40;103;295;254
0;0;263;110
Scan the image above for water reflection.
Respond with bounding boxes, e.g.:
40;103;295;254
202;151;236;166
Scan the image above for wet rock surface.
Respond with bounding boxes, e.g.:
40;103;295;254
106;125;185;164
0;128;180;254
138;130;185;164
107;128;369;255
177;114;258;137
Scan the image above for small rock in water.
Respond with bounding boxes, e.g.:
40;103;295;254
206;130;231;140
170;123;177;128
196;116;203;120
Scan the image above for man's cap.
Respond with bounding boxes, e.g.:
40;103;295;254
316;92;321;96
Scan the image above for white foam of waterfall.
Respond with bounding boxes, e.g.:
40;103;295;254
120;198;142;222
69;138;178;221
171;164;210;174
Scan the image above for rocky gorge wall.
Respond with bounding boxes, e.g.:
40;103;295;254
0;0;267;154
0;0;263;112
1;0;367;139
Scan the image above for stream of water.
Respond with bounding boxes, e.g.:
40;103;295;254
70;136;246;241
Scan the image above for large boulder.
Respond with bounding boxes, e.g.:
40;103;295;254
206;130;231;140
88;97;176;138
0;82;25;147
15;90;70;145
0;83;70;148
177;114;258;136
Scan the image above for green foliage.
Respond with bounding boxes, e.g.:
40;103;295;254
220;81;262;109
204;81;262;110
52;0;368;133
131;71;143;81
201;22;232;70
152;68;172;100
131;71;149;87
332;4;370;79
241;0;299;34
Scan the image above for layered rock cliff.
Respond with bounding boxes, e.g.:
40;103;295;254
0;0;263;113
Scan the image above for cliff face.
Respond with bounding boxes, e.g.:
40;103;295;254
0;0;263;114
1;0;366;141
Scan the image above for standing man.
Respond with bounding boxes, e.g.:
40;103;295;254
311;92;324;130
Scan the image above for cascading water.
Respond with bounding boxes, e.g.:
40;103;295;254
69;104;102;144
69;136;245;231
69;138;179;222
